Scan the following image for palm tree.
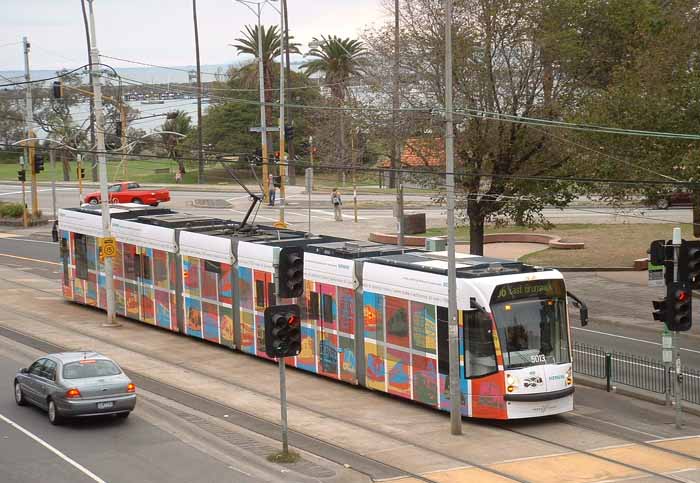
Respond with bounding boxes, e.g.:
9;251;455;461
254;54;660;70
302;36;366;179
162;110;192;175
302;36;366;102
231;25;300;129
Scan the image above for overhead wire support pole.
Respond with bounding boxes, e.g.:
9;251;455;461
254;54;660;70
22;36;39;219
274;0;288;229
393;0;404;247
193;0;205;184
256;2;270;204
87;0;118;328
445;0;462;436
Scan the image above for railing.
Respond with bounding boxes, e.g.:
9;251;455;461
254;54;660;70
572;342;699;405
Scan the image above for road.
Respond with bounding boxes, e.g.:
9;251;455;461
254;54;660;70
0;340;269;483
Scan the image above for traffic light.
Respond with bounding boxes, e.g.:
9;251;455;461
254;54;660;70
17;170;26;182
264;304;302;358
680;240;700;289
33;153;45;174
278;246;304;298
52;80;62;99
652;298;667;323
77;166;85;179
284;125;294;141
667;281;692;331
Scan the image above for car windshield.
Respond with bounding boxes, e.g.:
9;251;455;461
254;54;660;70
62;360;121;379
490;280;570;369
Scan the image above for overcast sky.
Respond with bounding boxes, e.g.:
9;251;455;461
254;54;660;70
0;0;388;71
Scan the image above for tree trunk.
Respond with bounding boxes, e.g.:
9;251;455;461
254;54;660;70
468;202;485;256
338;107;346;182
61;152;70;181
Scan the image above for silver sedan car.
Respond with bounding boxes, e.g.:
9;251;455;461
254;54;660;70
14;352;136;425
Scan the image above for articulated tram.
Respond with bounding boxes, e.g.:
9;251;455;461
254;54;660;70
58;205;586;420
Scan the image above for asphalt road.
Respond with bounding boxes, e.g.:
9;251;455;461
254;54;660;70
0;344;265;483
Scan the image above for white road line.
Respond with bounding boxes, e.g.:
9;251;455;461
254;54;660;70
573;327;700;355
0;412;107;483
309;208;372;220
0;238;56;245
0;187;76;197
225;195;252;202
568;412;664;439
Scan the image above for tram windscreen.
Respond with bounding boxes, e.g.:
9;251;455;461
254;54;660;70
490;279;570;368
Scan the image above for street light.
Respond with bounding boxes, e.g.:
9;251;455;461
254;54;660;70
232;0;279;206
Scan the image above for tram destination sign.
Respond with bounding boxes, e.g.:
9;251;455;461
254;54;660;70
493;279;565;303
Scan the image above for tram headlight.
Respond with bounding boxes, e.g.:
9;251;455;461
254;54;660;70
506;374;517;392
566;367;573;385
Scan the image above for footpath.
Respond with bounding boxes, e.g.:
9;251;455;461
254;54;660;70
2;263;700;482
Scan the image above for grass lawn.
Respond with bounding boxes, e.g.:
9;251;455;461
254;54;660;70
422;223;696;268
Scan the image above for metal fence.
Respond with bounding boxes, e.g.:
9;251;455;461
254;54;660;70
572;342;700;405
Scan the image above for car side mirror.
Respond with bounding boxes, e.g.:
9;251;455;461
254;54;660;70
20;367;28;374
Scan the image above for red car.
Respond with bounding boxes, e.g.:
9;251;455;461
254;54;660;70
83;182;170;207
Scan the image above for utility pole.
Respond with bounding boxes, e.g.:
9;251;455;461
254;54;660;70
192;0;205;184
256;4;270;204
49;148;57;222
87;0;118;327
80;0;97;182
282;0;295;185
445;0;462;436
22;37;39;219
274;0;288;229
351;130;358;223
393;0;404;247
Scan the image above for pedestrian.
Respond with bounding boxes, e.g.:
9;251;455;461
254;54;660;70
175;170;182;184
331;187;343;221
268;174;276;206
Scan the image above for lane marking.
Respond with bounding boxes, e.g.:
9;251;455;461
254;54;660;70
567;413;664;439
573;327;700;355
228;209;277;222
0;412;107;483
0;253;61;266
0;187;77;197
0;237;56;245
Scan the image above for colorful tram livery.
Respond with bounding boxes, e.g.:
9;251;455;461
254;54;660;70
59;206;580;420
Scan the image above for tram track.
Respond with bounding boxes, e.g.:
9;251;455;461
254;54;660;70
4;271;700;482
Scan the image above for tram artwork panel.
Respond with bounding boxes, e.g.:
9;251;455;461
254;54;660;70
58;206;585;420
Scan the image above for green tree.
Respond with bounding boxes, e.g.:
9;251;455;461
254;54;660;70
161;110;192;174
302;36;367;179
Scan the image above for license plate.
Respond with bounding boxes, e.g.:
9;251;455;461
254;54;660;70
97;401;114;409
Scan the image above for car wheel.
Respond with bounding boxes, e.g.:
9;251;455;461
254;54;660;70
116;412;130;420
132;198;143;204
47;399;63;425
14;382;26;406
656;198;670;210
88;198;99;205
150;202;159;207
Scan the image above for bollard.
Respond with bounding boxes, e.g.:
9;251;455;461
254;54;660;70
605;353;612;392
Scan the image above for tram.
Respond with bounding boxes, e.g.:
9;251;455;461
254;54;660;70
58;205;587;420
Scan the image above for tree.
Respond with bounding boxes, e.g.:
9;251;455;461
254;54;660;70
302;36;367;180
231;24;300;158
161;110;192;174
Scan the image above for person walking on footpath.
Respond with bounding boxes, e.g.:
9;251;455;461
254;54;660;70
331;187;343;221
268;174;276;206
175;169;182;184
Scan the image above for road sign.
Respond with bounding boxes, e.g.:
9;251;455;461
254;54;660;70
100;237;117;258
249;126;280;132
648;261;665;287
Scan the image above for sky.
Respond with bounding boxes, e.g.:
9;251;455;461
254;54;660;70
0;0;389;72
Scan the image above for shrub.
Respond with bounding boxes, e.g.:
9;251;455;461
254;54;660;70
0;203;25;218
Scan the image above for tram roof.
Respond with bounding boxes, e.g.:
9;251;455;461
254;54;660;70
306;240;421;259
366;251;550;278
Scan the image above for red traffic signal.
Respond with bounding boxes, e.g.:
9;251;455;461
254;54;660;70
264;304;302;358
667;281;692;331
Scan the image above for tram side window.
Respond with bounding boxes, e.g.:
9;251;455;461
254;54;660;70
437;306;449;376
308;291;320;319
204;260;221;274
74;233;88;280
464;311;498;378
141;254;152;280
255;280;265;308
322;293;334;324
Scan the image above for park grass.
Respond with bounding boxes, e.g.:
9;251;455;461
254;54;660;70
422;223;696;268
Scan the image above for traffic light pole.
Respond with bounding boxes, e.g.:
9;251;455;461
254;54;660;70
22;37;39;220
672;227;683;429
49;148;57;222
273;268;290;455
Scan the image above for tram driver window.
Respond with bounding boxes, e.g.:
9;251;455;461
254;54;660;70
74;233;88;280
463;310;498;378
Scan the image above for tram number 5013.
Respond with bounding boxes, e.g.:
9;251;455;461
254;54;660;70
530;354;546;364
